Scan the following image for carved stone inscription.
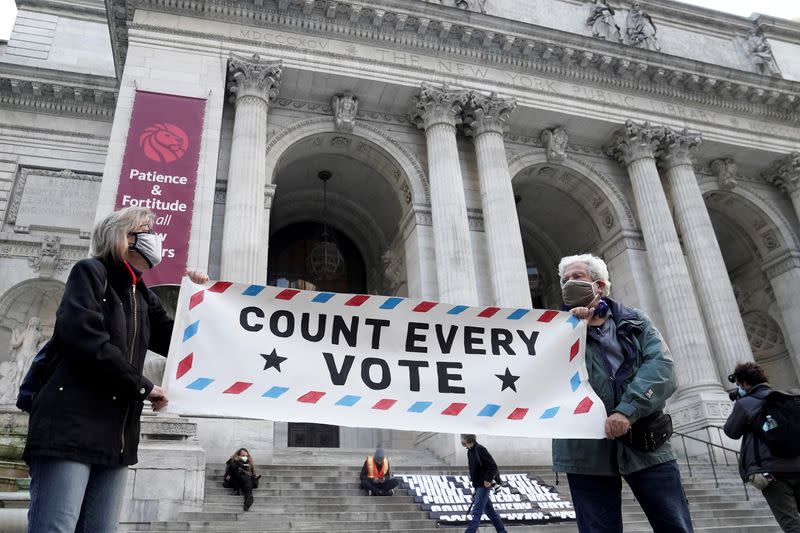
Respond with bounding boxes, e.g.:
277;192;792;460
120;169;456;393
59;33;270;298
13;169;101;233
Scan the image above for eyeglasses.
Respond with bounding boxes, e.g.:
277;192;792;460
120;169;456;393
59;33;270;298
129;228;154;236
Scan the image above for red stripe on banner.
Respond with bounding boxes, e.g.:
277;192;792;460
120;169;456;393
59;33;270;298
413;301;437;312
223;381;252;394
570;340;580;362
297;391;326;403
176;353;193;379
207;281;233;293
276;289;301;300
574;396;593;414
188;291;204;310
372;399;397;410
537;310;559;323
477;307;501;318
508;408;529;420
441;402;467;416
345;295;370;306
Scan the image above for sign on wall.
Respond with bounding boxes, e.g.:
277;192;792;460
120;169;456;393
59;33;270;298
114;90;206;286
400;474;575;526
162;279;607;439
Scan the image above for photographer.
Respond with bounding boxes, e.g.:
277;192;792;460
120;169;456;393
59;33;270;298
724;362;800;532
224;448;260;511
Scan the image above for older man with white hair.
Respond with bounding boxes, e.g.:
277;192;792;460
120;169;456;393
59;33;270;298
552;254;694;533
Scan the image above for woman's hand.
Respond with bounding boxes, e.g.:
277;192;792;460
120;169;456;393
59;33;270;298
185;270;209;284
147;385;169;411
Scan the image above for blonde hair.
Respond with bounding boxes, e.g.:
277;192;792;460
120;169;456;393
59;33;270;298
558;253;612;297
91;207;154;263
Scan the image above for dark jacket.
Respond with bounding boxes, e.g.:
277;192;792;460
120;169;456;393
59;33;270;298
724;383;800;481
552;298;677;475
467;443;500;489
24;258;173;466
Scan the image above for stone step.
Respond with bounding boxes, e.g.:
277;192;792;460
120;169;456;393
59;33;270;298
0;491;29;509
0;462;27;479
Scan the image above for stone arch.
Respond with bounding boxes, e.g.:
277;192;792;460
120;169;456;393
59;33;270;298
508;149;637;234
265;117;429;206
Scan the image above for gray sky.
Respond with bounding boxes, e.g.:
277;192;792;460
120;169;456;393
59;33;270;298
677;0;800;20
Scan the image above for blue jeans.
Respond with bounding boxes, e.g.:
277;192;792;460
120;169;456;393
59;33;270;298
464;486;507;533
27;457;128;533
567;460;694;533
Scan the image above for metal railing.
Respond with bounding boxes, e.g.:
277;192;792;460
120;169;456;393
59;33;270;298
672;424;750;501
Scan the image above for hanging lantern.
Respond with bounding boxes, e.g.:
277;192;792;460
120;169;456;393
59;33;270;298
307;171;344;280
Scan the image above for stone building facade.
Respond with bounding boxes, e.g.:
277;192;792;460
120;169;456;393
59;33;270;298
1;0;799;469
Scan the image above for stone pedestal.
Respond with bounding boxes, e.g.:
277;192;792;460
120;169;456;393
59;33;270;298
659;129;754;381
120;414;205;523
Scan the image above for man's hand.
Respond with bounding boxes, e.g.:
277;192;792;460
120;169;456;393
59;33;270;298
570;306;596;321
185;270;210;284
605;412;631;439
483;480;492;488
376;477;384;484
148;385;169;411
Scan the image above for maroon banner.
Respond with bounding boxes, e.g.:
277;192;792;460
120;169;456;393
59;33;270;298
114;90;206;286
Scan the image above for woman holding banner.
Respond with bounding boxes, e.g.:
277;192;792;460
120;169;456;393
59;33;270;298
23;207;208;533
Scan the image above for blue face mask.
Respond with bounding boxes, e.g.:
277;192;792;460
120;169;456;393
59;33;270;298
738;386;747;397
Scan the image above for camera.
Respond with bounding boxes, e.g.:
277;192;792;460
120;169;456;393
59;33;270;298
728;389;740;401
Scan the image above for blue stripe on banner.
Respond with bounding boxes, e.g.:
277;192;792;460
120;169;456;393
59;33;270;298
335;395;361;406
379;297;404;310
242;285;265;296
567;314;581;329
312;293;336;303
447;305;469;315
570;371;581;392
477;404;501;417
187;377;213;390
408;401;432;413
262;386;289;398
183;321;199;342
507;309;530;320
540;406;560;419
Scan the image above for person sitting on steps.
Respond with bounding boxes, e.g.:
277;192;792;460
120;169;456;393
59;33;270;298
223;448;260;511
360;448;399;496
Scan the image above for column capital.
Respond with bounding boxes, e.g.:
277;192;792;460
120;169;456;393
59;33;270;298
657;128;703;171
604;120;664;166
762;152;800;193
409;83;469;130
228;53;282;105
462;91;517;137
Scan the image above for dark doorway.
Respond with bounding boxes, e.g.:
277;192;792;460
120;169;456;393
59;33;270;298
268;222;367;448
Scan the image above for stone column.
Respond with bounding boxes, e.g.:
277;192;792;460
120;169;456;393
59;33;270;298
410;84;478;306
658;129;754;381
463;92;531;308
220;54;282;284
605;121;725;410
765;254;800;380
763;152;800;224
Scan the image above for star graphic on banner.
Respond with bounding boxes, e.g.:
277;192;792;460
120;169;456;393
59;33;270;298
261;349;287;372
495;367;520;392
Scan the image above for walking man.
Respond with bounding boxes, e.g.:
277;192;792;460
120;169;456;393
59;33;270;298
461;434;506;533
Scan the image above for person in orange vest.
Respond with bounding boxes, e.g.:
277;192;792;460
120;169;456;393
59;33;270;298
359;448;399;496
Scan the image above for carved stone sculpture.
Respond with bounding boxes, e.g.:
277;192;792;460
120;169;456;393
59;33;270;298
541;127;569;162
626;1;660;51
455;0;486;14
746;26;781;77
710;159;739;190
332;94;359;133
28;235;62;278
0;317;44;404
382;249;405;292
587;0;622;43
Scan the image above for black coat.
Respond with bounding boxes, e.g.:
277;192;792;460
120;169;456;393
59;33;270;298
24;258;173;466
724;383;800;481
467;443;500;489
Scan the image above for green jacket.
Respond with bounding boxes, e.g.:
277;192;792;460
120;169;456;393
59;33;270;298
552;298;677;475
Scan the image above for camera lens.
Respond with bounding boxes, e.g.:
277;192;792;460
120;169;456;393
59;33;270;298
727;373;736;384
728;390;739;401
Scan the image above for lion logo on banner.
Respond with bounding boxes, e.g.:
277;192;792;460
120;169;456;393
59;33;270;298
139;123;189;163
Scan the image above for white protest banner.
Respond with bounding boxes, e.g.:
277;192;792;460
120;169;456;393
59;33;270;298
162;278;606;439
